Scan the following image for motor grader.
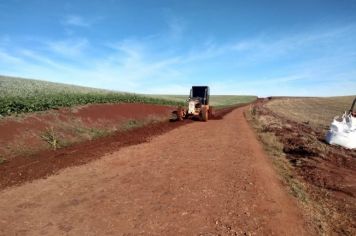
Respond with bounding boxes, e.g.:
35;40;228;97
173;86;213;121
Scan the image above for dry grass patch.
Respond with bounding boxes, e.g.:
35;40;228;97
246;107;309;201
245;105;329;234
0;156;7;164
266;96;355;129
248;98;356;235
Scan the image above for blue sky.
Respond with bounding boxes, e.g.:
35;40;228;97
0;0;356;96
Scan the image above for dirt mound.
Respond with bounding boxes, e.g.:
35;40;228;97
70;103;172;123
0;103;174;160
0;105;236;190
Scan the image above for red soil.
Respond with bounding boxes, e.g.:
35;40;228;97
65;103;172;123
0;105;312;235
0;104;239;190
0;103;173;159
253;99;356;234
0;120;188;190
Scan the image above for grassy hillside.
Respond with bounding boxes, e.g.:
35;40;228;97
0;76;183;116
266;96;356;128
0;75;114;97
0;75;256;116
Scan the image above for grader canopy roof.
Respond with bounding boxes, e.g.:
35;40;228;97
191;86;210;105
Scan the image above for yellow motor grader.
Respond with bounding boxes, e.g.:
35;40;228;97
173;86;213;121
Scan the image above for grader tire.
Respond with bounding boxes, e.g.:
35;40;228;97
177;107;184;121
201;107;208;122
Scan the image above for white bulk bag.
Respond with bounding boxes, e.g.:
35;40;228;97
325;113;356;149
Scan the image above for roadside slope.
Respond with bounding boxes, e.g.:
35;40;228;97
0;107;312;235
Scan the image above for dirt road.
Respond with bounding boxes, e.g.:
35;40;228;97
0;107;312;235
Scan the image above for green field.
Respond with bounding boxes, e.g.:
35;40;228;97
0;76;185;116
146;95;257;107
0;75;256;116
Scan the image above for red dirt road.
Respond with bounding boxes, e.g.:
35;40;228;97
0;107;312;235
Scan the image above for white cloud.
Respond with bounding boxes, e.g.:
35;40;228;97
229;24;356;63
109;39;145;60
18;49;68;70
143;84;191;95
109;39;183;85
0;49;23;64
0;23;355;96
181;25;354;65
167;17;185;40
47;38;89;57
63;15;90;27
0;35;10;46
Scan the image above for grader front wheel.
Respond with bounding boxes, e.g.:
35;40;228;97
176;107;185;121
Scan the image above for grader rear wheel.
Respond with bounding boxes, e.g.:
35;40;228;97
201;107;208;122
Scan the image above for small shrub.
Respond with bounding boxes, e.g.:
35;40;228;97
0;156;7;164
40;127;59;150
88;128;110;139
121;119;144;131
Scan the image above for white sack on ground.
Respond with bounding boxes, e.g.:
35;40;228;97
325;113;356;149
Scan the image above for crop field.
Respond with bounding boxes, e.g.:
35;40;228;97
146;94;257;107
266;96;355;129
0;76;256;116
0;76;184;116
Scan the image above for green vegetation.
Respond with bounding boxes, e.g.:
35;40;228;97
0;75;256;116
0;76;184;116
209;95;257;106
121;119;145;131
146;94;257;107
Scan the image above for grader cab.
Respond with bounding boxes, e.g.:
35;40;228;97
174;86;213;121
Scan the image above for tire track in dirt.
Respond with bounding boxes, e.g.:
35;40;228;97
0;106;313;235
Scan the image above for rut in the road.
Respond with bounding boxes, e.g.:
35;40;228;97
0;107;313;235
